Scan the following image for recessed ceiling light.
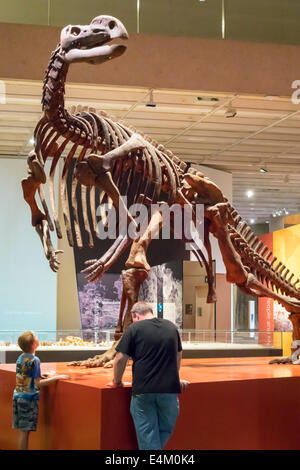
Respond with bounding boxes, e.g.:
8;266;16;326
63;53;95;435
260;168;268;173
265;95;278;101
29;137;35;145
197;96;219;102
250;219;255;224
246;190;254;198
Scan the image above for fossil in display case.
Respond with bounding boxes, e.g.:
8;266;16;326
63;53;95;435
40;336;97;347
21;14;300;367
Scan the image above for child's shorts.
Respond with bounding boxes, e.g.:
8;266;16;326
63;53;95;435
13;397;39;431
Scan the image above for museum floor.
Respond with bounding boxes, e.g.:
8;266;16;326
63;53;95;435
1;357;299;450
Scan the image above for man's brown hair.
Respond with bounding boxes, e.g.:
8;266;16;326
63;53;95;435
17;331;35;353
131;301;153;316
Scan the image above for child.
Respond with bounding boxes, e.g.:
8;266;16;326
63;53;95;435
13;330;69;450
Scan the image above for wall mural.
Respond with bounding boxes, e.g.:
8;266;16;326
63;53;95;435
76;260;183;341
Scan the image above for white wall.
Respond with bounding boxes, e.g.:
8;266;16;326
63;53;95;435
0;159;57;339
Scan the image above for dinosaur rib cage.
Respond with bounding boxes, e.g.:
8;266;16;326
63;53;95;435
226;204;300;299
34;110;187;251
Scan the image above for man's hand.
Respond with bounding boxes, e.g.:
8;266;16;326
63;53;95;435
106;380;124;388
180;379;190;391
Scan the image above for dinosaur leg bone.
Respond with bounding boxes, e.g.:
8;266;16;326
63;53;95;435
116;268;149;338
70;268;148;368
35;220;63;272
21;152;47;226
269;313;300;364
125;209;163;272
203;222;217;303
205;203;248;284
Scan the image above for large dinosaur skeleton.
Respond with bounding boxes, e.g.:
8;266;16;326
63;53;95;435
22;15;300;367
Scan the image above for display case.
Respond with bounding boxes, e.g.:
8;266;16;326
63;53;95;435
0;328;284;364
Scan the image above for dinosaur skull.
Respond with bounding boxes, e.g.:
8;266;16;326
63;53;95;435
60;15;128;64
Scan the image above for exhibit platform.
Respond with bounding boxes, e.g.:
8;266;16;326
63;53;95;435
0;343;282;364
1;357;299;450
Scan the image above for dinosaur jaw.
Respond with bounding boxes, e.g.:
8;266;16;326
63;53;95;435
64;43;127;65
61;15;128;64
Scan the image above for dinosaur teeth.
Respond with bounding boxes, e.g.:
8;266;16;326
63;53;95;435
270;256;277;267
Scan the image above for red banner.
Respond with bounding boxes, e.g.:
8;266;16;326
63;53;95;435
258;232;274;345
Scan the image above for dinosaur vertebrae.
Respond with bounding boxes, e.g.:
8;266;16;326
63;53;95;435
226;205;300;299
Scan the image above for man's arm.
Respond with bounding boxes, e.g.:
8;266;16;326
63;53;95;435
177;350;189;391
35;374;69;388
177;351;182;371
112;351;129;387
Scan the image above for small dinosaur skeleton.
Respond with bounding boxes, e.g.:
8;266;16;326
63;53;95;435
22;15;300;367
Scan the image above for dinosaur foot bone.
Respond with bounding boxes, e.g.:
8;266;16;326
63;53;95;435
81;235;131;282
68;341;119;368
81;258;105;282
269;356;293;365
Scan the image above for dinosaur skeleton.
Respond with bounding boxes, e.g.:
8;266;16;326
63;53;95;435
22;15;300;367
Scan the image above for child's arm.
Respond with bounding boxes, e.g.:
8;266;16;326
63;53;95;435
35;374;69;388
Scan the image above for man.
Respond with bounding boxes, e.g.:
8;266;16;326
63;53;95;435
111;301;188;450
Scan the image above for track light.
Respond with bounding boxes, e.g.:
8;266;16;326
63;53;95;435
225;105;237;118
146;90;156;108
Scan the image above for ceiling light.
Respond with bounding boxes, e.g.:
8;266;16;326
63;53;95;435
197;96;219;102
146;90;156;108
29;137;35;145
246;190;254;198
265;95;278;101
260;168;268;173
250;219;255;224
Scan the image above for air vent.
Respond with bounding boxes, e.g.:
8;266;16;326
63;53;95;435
260;188;280;193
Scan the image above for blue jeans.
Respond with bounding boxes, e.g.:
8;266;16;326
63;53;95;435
130;393;179;450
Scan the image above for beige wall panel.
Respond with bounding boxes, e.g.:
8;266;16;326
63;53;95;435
1;23;300;97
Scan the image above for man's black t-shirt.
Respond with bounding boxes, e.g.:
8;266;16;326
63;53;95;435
116;318;182;396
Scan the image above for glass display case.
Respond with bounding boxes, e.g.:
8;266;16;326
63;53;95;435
0;328;284;351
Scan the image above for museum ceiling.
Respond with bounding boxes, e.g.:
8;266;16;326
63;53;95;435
1;78;300;223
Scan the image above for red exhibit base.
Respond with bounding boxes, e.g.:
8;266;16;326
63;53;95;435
1;357;300;450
